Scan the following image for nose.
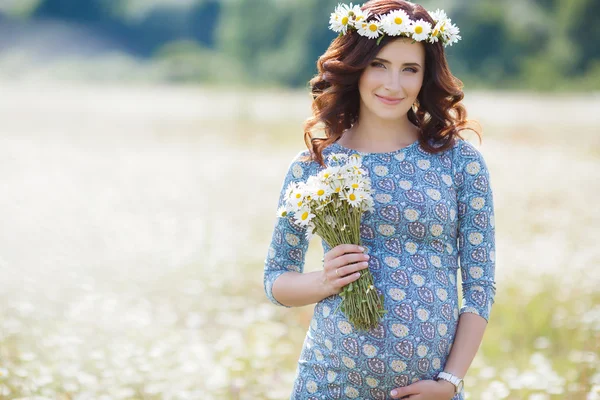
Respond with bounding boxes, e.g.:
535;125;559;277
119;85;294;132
384;70;403;94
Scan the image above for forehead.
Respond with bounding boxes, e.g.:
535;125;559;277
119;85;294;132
374;38;425;64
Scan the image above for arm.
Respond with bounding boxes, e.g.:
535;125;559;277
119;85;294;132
271;271;332;307
445;139;497;378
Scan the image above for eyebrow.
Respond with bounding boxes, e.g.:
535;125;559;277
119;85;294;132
372;57;422;68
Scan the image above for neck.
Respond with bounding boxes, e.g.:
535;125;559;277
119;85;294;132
340;112;420;153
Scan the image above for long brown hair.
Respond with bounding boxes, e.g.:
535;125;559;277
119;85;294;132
303;0;481;166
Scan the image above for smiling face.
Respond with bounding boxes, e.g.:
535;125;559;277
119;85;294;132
357;38;426;122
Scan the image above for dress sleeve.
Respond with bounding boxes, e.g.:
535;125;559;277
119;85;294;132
263;151;312;307
454;140;497;322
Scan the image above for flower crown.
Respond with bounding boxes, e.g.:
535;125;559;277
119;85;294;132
329;3;461;47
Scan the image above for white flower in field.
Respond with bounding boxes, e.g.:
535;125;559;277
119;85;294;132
293;206;315;226
381;9;410;36
410;19;432;42
357;19;383;39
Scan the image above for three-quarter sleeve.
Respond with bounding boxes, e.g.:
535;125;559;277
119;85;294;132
454;140;497;322
263;151;312;307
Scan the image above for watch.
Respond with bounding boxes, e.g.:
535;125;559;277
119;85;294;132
436;371;464;394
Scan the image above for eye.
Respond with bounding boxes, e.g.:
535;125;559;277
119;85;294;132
404;67;418;73
370;61;385;68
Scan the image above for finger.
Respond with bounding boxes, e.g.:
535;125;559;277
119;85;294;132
331;252;370;270
333;271;362;288
335;261;369;278
324;244;364;262
390;385;419;399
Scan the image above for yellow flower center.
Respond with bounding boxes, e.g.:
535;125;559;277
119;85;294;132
301;211;309;220
415;26;423;34
342;16;349;25
441;23;446;31
324;172;330;178
317;189;325;196
351;183;359;189
369;23;378;32
335;187;341;193
295;193;301;199
432;29;439;36
394;17;403;25
356;16;364;22
349;193;356;201
297;201;303;207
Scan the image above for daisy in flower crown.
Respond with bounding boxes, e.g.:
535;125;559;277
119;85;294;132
329;2;461;46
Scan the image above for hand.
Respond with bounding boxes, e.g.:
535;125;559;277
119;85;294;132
390;379;456;399
321;244;370;296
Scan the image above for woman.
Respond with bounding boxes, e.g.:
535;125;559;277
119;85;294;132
263;1;496;399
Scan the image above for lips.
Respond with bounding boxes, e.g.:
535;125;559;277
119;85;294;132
376;94;403;105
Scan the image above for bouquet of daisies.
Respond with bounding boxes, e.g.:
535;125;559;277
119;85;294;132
278;152;386;330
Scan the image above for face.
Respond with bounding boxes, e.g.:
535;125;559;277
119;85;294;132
357;38;425;122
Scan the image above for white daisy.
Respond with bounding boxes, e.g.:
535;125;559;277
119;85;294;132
276;205;288;218
313;182;332;201
329;4;353;34
294;206;315;226
429;9;448;24
381;9;410;36
442;22;461;46
410;19;432;42
357;19;383;39
429;20;445;43
344;190;363;207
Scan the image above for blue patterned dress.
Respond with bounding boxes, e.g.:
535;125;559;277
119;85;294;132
264;137;496;400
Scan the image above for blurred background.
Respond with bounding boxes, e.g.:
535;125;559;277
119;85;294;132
0;0;598;399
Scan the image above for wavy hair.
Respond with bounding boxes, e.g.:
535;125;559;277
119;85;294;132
303;0;481;166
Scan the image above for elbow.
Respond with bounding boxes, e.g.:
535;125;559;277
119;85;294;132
264;270;292;308
461;280;496;322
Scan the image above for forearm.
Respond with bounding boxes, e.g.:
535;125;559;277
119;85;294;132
443;312;488;378
271;271;332;307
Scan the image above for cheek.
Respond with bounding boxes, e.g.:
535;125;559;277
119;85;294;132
405;75;424;97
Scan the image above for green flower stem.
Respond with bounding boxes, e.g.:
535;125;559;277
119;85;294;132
310;199;386;331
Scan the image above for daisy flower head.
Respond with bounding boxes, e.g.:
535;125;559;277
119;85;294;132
380;9;410;36
410;19;432;42
442;21;461;46
294;206;315;226
344;190;363;207
429;9;448;24
313;182;332;202
276;205;289;218
330;3;354;34
357;18;383;39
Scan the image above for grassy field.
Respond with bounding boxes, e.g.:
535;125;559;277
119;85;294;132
0;82;598;399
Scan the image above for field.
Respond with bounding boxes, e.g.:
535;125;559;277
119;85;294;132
0;81;598;399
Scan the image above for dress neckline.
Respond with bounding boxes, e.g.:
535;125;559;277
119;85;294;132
330;137;421;156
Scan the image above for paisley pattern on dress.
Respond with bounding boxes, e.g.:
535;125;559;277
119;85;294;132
264;138;496;400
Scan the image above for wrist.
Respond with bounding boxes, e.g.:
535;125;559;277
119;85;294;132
436;379;456;397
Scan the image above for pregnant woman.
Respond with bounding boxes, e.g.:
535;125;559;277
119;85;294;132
263;1;497;399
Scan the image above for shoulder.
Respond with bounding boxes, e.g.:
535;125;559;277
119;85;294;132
451;137;489;168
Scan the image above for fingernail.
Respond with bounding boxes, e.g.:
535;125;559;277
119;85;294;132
391;390;397;397
358;246;365;251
